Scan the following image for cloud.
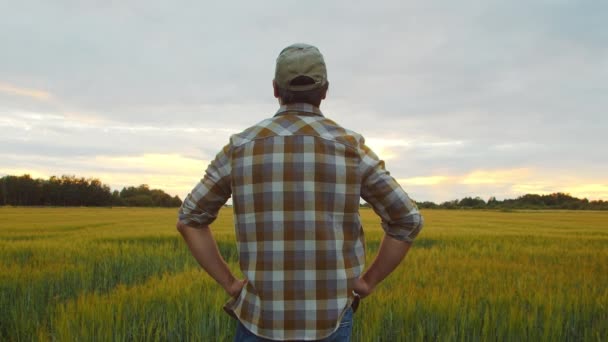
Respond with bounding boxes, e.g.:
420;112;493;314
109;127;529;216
93;154;206;175
364;137;466;162
397;176;449;186
461;168;531;185
0;110;238;161
0;82;52;101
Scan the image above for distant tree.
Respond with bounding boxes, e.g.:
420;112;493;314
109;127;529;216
1;174;183;207
123;194;155;207
0;178;6;205
439;200;459;209
486;196;501;209
458;196;486;209
171;195;182;207
417;201;438;209
0;175;41;205
119;184;181;207
112;190;124;206
589;200;608;210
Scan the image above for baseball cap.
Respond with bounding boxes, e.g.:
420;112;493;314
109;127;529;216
274;43;328;91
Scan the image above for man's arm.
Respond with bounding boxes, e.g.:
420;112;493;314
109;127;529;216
176;222;246;297
356;139;424;298
353;235;411;298
176;143;245;296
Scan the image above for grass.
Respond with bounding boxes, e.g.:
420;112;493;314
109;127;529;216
0;207;606;341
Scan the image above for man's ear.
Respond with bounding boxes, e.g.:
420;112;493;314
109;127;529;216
273;80;280;98
321;82;329;100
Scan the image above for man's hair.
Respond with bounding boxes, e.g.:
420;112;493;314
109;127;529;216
277;76;328;107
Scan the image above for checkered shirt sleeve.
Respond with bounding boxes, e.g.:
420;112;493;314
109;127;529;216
359;141;424;242
178;144;232;227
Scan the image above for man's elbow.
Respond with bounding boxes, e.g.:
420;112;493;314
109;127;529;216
176;220;190;234
411;213;424;238
382;213;424;242
176;220;209;234
384;233;414;247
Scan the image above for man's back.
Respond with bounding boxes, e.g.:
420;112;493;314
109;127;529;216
180;103;422;340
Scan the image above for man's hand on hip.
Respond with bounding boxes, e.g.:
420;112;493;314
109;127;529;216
226;278;247;298
353;277;374;299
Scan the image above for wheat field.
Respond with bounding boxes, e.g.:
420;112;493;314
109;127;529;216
1;207;606;341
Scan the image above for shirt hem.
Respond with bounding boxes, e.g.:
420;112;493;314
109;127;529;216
223;296;355;341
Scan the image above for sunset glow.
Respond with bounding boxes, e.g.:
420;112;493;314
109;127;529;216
0;82;52;101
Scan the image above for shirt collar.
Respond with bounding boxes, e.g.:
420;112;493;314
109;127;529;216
274;103;324;117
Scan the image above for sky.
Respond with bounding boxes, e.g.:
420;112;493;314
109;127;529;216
1;0;607;203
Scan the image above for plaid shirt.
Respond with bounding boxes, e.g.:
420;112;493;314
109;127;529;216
179;103;423;340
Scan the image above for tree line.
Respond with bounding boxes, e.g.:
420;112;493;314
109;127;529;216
414;193;608;210
0;174;182;207
2;174;606;210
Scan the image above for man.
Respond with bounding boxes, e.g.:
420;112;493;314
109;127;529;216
177;43;423;341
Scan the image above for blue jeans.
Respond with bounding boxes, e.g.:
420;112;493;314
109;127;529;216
234;308;354;342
